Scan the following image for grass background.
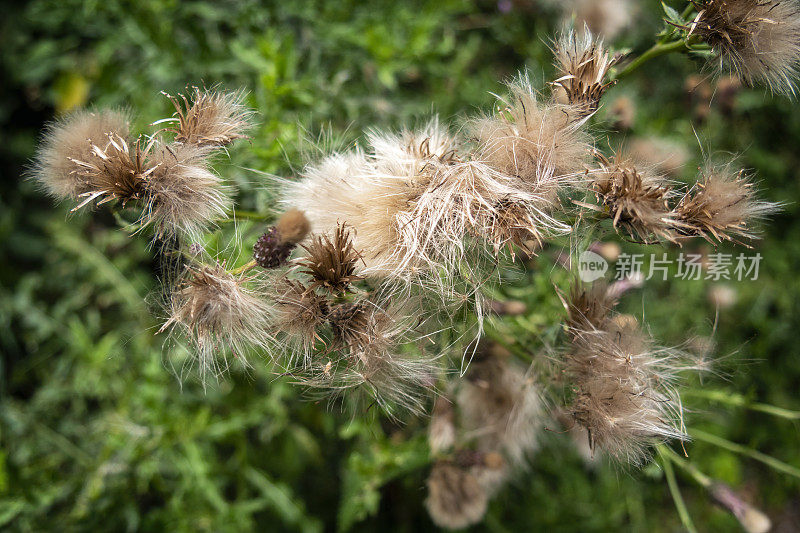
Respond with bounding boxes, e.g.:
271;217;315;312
1;0;799;531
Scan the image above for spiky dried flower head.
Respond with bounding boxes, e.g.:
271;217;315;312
425;461;488;530
32;109;131;200
297;224;364;293
470;75;593;205
34;107;234;238
458;342;542;467
587;152;678;242
67;133;157;211
675;164;778;244
690;0;800;95
160;262;272;379
271;279;329;363
164;86;254;146
145;142;233;239
295;297;438;416
552;29;620;116
562;281;695;463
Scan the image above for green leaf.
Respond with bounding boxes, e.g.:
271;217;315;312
662;2;686;26
337;434;430;532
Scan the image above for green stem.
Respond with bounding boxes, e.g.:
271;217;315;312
228;209;270;222
658;445;712;488
229;259;258;276
683;389;800;420
660;449;698;533
690;428;800;480
614;39;688;81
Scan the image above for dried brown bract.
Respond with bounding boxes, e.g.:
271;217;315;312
588;153;678;242
68;133;157;212
160;263;272;379
690;0;800;95
33;109;131;200
164;87;254;147
675;165;778;244
298;224;364;293
425;462;488;530
552;29;620;116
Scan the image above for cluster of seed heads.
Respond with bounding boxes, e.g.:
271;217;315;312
31;12;795;528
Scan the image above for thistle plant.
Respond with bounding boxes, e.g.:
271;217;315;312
29;2;800;529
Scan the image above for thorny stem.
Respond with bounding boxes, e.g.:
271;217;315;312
689;428;800;480
683;389;800;420
660;448;699;533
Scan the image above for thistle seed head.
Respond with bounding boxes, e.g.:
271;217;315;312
145;142;233;239
160;263;272;380
67;133;157;212
164;86;254;147
32;109;131;200
691;0;800;95
272;279;329;364
561;281;701;463
552;29;620;116
458;342;542;467
588;152;678;242
470;75;593;204
675;164;778;244
297;224;364;293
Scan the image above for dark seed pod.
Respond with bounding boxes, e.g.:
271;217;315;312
253;227;295;269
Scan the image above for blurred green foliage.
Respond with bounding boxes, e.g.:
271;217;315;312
1;0;799;531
